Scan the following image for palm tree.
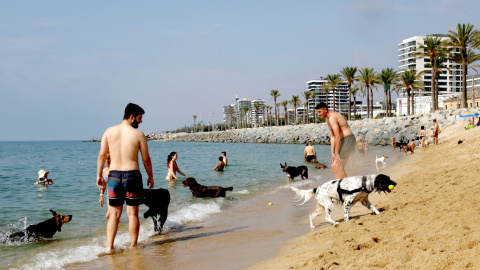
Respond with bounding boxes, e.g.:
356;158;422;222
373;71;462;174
351;86;360;120
356;68;377;119
267;105;273;126
290;95;300;125
322;74;342;112
447;23;480;108
321;84;330;110
228;109;234;129
302;91;311;124
275;103;281;126
253;103;261;127
242;107;249;128
192;115;197;132
281;100;289;125
260;104;266;126
270;90;281;126
395;69;424;115
340;67;357;120
412;36;449;111
377;68;398;117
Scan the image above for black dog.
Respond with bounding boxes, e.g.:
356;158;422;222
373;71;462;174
142;188;170;234
395;141;408;150
7;209;72;241
182;177;233;198
280;162;308;182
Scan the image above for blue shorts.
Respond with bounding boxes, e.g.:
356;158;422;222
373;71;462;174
107;170;143;206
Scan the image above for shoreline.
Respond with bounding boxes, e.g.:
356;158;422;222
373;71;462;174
246;122;480;269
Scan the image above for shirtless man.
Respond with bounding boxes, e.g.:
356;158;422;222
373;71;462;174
432;119;440;145
96;103;154;253
221;152;228;166
213;156;226;171
304;141;317;162
315;102;355;179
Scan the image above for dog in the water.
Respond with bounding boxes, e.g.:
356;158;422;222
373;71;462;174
7;209;72;241
182;177;233;198
280;162;308;182
142;188;170;234
310;158;327;169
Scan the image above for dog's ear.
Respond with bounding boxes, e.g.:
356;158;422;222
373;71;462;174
50;209;57;216
55;215;62;232
280;163;284;168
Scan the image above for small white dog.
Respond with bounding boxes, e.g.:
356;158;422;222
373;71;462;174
375;155;388;165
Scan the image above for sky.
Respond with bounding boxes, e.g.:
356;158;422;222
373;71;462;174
1;0;479;141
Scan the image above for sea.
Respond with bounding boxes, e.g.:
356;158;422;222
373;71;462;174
0;140;405;269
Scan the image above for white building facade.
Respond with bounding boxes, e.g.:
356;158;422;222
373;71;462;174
398;34;463;97
395;93;460;116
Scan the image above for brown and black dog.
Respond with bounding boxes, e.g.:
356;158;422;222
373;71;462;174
7;209;72;241
403;143;415;155
182;177;233;198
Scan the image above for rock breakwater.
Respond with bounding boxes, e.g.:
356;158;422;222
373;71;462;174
146;109;475;145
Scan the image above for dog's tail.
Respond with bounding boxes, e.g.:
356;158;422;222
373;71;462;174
291;187;316;205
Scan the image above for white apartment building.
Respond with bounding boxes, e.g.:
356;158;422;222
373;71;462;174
398;34;463;97
306;79;350;116
251;99;266;126
466;73;480;92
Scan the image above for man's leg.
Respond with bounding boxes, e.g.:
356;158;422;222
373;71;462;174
126;205;140;248
106;205;123;252
332;158;348;179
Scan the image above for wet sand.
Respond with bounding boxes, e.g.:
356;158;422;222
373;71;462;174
247;123;480;269
68;146;406;270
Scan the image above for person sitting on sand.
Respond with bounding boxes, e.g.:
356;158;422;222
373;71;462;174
166;152;188;180
213;156;226;171
304;141;317;162
35;169;53;185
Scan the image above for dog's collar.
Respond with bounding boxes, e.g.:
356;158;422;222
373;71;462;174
337;176;372;202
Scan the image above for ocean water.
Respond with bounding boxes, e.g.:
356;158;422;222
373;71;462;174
0;140;404;269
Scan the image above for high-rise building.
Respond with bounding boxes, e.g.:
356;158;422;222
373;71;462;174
306;79;350;116
398;34;463;96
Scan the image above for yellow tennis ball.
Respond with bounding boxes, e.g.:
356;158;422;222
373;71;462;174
388;185;395;191
268;202;273;206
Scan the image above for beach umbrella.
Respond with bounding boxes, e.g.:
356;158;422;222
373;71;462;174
459;111;479;118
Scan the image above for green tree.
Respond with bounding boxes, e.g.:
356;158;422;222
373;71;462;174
447;23;480;108
395;69;424;116
290;95;300;125
275;103;281;126
340;67;357;120
302;91;311;124
281;100;289;125
192;115;197;132
356;68;377;119
242;107;250;128
270;89;281;126
412;36;449;111
377;68;399;117
322;74;342;112
253;102;260;127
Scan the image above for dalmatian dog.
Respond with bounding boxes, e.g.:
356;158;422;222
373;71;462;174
291;174;396;229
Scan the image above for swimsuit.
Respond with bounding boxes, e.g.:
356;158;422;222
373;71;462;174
306;155;316;162
107;170;143;206
339;134;356;159
433;131;438;138
168;160;178;171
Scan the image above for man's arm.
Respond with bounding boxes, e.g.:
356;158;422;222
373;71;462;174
329;116;342;160
139;133;154;188
96;131;108;190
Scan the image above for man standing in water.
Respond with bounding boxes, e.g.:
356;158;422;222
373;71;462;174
97;103;154;253
315;102;355;179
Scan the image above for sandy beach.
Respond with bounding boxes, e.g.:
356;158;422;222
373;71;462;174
247;122;480;269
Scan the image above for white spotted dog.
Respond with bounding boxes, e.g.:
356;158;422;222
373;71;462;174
291;174;396;229
375;155;388;166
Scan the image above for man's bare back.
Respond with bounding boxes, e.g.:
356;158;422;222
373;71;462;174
104;123;144;171
326;111;353;139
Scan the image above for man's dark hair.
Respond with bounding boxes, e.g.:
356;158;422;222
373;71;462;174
315;102;327;110
221;151;226;155
124;103;145;120
219;156;223;161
